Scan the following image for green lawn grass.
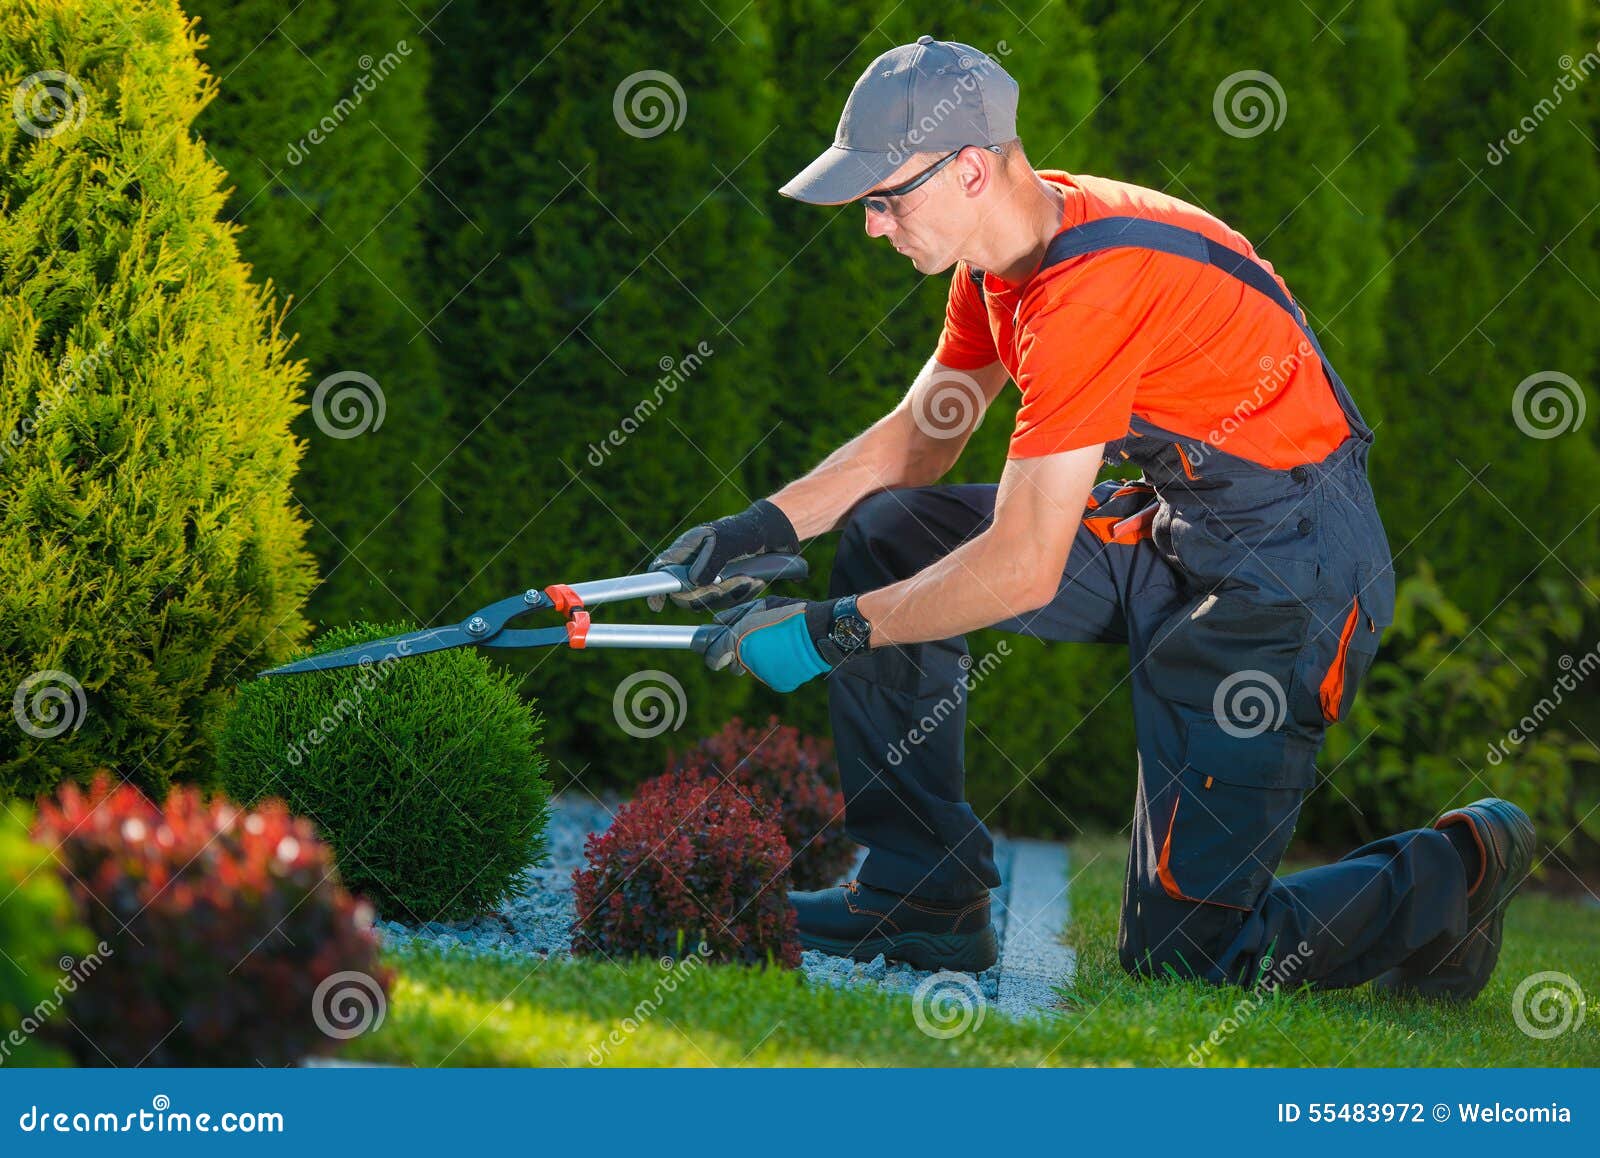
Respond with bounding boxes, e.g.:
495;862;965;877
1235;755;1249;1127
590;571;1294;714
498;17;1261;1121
348;833;1600;1067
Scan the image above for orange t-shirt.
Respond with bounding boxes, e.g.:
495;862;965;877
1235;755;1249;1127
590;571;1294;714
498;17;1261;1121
933;171;1351;467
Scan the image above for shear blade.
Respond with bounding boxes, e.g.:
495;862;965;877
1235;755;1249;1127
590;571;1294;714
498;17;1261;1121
258;625;472;676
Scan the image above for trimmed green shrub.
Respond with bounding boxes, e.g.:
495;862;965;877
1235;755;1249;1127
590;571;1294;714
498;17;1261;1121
0;0;316;800
191;0;448;626
668;715;855;890
217;621;552;921
34;774;390;1067
572;768;801;967
0;806;86;1067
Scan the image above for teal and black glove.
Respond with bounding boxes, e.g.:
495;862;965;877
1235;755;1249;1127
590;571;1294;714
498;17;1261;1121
648;499;800;612
702;597;846;693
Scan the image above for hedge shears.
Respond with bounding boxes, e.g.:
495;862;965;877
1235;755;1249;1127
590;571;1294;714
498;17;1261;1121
257;555;809;677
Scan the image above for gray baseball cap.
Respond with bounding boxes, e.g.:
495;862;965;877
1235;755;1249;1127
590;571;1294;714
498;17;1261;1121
781;35;1019;205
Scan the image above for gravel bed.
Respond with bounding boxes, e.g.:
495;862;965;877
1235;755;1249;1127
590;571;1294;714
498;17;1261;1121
374;793;1008;1006
374;792;619;960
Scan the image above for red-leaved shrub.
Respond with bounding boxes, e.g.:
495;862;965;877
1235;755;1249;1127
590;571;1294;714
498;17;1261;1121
669;716;855;890
33;775;390;1067
571;769;800;968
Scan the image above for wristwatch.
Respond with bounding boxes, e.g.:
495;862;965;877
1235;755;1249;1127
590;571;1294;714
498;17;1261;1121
826;594;873;658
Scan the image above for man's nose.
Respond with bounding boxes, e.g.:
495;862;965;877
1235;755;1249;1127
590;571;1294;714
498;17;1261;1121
863;207;893;240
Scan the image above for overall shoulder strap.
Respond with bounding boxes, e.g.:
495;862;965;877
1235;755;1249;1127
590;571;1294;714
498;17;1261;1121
1037;215;1372;444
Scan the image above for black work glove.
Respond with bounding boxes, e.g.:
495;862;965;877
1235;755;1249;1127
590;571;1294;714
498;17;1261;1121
647;499;801;612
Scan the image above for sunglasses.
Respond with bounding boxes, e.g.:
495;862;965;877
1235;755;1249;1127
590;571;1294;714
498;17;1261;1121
859;144;1002;215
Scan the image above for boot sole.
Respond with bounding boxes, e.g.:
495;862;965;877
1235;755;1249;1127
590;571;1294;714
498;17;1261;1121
799;925;999;973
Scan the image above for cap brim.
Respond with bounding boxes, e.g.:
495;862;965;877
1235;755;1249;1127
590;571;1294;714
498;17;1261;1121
779;145;903;206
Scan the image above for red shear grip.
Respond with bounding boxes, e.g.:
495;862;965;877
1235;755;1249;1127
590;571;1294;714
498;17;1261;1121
545;584;583;614
565;609;591;649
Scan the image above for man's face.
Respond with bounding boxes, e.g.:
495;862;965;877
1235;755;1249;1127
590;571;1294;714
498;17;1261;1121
860;150;973;275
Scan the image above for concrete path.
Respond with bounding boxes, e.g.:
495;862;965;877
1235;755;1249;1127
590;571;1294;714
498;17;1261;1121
993;838;1076;1018
805;832;1076;1019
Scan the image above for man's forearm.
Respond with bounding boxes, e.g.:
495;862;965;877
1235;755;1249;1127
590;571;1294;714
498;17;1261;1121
765;410;940;540
854;524;1058;647
844;445;1103;648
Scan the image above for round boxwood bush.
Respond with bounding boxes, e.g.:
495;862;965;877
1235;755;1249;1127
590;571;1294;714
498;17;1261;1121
35;774;389;1067
217;621;552;922
669;716;855;890
572;768;800;968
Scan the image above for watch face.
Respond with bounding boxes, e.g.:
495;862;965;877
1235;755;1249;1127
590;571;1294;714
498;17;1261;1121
832;616;870;650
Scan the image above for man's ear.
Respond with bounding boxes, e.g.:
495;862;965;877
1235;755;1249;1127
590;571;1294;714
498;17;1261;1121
956;147;995;198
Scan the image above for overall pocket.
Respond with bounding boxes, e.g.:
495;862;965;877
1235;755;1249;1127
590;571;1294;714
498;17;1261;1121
1156;717;1319;910
1144;591;1311;722
1314;562;1392;723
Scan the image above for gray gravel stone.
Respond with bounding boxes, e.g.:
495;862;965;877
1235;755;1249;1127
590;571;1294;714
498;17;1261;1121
374;792;619;961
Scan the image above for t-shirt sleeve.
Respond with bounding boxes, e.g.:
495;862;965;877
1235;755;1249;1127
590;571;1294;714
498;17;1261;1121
932;263;1000;370
1007;299;1142;459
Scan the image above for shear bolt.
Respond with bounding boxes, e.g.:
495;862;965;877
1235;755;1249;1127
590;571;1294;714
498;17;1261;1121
466;616;489;635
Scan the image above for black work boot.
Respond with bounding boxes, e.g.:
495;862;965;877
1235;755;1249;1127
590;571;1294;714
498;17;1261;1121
1371;798;1536;1002
788;880;997;972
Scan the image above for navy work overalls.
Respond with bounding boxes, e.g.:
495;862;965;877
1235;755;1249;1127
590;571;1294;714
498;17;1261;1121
826;217;1471;988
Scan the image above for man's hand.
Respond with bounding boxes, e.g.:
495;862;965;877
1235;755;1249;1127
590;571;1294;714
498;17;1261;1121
648;499;800;611
702;596;838;692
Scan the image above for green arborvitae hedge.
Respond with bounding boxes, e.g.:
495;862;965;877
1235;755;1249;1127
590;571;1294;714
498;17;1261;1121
1377;0;1600;617
426;0;776;785
0;0;315;800
1066;0;1409;419
191;0;448;628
